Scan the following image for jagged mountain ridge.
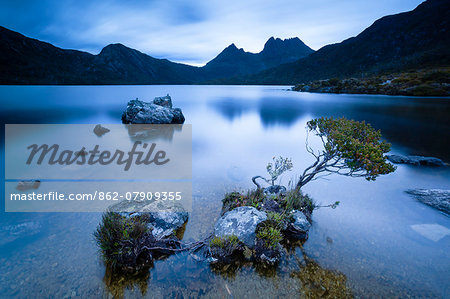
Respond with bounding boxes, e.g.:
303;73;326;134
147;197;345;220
238;0;450;84
202;37;314;79
0;27;313;84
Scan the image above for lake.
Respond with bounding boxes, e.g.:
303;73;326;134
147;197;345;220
0;85;449;298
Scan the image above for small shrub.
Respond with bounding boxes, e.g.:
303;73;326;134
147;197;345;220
266;211;290;230
422;70;450;83
328;78;341;85
256;226;283;249
281;188;315;214
94;212;149;268
222;190;266;214
210;235;239;248
210;235;242;260
266;156;293;185
408;84;446;96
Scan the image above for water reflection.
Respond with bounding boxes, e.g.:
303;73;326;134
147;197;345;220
258;97;307;127
212;97;252;121
126;124;183;142
211;93;450;159
103;263;151;298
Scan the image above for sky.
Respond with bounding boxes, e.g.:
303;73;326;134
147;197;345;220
0;0;423;66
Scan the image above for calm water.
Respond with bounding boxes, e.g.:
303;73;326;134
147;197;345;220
0;85;449;298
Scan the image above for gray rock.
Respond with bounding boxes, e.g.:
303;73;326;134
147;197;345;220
108;200;188;240
254;239;283;265
93;124;110;137
214;206;267;248
261;198;283;213
153;94;172;108
406;189;450;215
386;154;445;166
259;253;278;264
285;210;311;240
16;180;40;191
147;201;189;239
121;96;185;124
263;185;286;196
291;210;311;232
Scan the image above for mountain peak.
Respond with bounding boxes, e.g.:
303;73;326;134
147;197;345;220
100;43;130;53
223;43;242;53
262;37;308;53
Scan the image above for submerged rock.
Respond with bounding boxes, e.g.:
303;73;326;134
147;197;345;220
0;221;41;246
93;124;110;136
16;180;40;191
410;223;450;242
254;240;283;265
386;154;445;166
406;189;450;215
214;206;267;248
121;95;185;124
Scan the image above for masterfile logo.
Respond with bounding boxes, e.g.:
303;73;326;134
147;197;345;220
4;124;192;212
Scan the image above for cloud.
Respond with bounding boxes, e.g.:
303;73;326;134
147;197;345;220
0;0;423;65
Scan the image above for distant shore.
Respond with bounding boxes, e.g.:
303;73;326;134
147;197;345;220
292;68;450;97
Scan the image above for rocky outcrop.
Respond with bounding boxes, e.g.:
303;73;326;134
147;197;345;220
214;206;267;248
121;95;185;124
386;154;445;166
406;189;450;215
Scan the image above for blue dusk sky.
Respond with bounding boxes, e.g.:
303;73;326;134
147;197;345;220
0;0;423;66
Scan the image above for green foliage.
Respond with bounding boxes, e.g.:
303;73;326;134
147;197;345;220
409;84;447;96
209;235;242;260
266;156;293;185
210;235;240;249
293;69;450;96
267;212;286;225
421;70;450;83
264;212;290;232
94;212;148;267
222;189;265;214
281;188;315;214
306;117;396;181
256;225;283;249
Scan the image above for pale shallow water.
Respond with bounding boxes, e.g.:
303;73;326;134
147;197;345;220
0;85;449;298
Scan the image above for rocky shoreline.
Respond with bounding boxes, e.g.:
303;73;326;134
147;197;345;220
292;69;450;97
